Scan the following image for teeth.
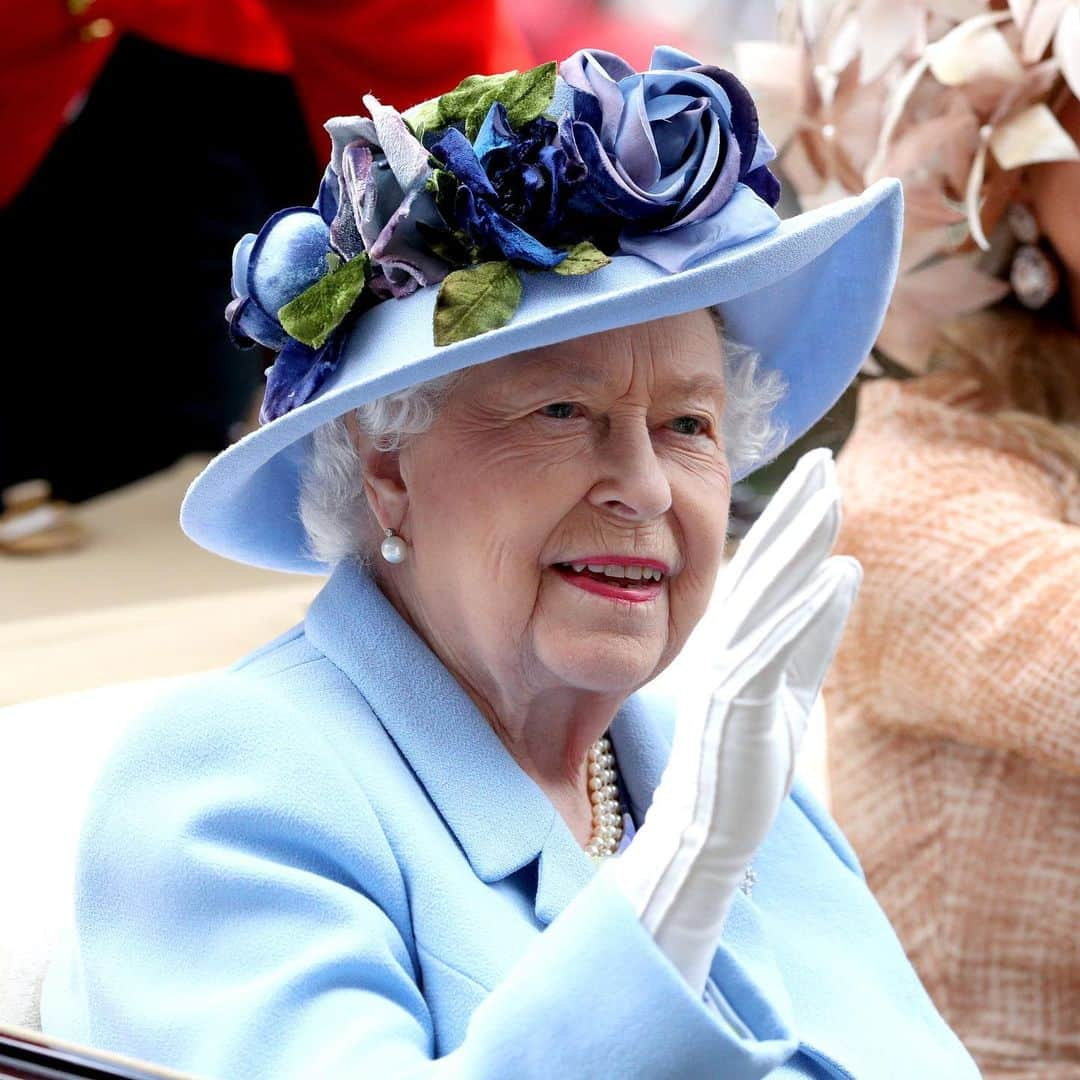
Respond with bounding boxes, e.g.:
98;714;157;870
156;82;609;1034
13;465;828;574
564;562;664;581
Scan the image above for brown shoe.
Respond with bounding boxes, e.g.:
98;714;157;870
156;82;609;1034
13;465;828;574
0;479;87;555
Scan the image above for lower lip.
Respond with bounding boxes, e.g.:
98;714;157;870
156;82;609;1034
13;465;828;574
552;566;663;603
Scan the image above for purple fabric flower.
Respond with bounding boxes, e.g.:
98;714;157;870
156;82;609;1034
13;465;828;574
559;45;782;271
429;103;589;269
322;96;449;298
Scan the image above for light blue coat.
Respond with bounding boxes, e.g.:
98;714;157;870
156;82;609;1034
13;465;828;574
41;560;980;1079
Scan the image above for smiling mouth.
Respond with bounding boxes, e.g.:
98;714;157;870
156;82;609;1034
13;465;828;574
552;562;665;590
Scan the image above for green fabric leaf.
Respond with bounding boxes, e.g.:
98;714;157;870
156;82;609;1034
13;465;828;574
415;219;479;267
437;62;558;140
433;261;522;346
500;61;558;131
278;253;369;350
437;72;513;128
553;241;611;276
403;96;441;141
426;167;459;205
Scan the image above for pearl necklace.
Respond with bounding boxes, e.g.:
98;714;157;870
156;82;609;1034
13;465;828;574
585;735;625;860
582;734;758;895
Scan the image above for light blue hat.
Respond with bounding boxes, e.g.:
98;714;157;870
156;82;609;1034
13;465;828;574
182;47;903;575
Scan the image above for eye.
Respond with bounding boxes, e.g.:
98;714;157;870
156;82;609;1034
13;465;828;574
670;415;710;436
538;402;583;420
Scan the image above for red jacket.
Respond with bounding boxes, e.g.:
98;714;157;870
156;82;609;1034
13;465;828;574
0;0;531;206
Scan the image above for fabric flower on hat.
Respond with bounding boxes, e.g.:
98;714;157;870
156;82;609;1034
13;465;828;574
225;208;360;423
225;47;785;423
226;209;332;353
559;45;783;271
324;95;450;299
427;105;590;269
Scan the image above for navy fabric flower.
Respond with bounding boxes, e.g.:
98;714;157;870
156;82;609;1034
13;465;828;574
559;45;782;271
260;332;347;424
428;103;589;269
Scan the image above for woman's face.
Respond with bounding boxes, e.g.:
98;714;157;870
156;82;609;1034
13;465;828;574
388;309;731;709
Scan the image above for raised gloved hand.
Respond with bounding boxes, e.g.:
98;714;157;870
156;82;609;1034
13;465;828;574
600;447;862;996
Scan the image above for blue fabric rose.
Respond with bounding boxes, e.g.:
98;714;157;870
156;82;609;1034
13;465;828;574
559;45;782;271
225;209;351;423
225;208;332;352
428;103;589;269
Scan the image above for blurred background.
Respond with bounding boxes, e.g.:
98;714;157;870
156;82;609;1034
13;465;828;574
0;0;885;704
2;4;1077;1072
0;0;774;708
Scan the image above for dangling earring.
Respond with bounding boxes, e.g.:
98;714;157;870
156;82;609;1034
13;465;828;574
1007;203;1060;310
380;527;408;564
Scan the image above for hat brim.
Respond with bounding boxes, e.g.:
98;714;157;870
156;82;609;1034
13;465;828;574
181;178;902;574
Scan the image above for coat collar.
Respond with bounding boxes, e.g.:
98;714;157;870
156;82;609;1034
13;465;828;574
306;558;556;887
304;561;765;931
303;560;970;1079
303;560;686;923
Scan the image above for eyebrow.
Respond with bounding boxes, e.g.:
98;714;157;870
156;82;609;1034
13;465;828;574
515;355;727;404
664;373;727;404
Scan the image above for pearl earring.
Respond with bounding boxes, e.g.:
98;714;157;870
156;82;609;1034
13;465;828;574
380;527;408;564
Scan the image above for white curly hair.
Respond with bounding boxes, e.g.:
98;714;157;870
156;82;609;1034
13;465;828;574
299;310;787;567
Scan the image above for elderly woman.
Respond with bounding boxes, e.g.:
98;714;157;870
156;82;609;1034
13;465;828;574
41;48;978;1078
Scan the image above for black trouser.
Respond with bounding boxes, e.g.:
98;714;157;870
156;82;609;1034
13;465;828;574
1;34;319;503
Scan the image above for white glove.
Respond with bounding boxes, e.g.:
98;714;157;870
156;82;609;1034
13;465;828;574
600;447;862;997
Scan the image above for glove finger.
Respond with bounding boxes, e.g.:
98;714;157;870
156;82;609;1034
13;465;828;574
720;447;834;597
702;563;858;852
717;483;841;651
716;554;859;713
780;693;808;801
704;687;804;868
756;562;859;802
659;552;856;848
785;555;862;715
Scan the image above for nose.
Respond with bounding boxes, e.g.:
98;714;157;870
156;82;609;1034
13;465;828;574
587;414;672;523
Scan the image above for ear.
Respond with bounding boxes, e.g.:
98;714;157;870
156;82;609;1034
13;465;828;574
344;413;410;532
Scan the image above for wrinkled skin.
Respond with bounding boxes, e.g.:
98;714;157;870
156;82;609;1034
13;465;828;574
350;309;731;842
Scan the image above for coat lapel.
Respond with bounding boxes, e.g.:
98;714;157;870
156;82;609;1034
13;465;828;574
305;559;555;884
308;561;925;1075
304;561;787;957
